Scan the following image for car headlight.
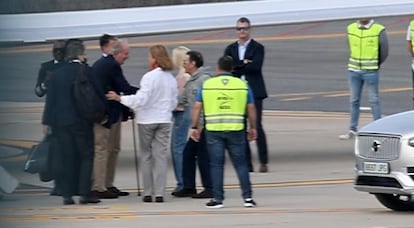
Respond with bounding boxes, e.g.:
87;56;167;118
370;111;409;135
409;137;414;147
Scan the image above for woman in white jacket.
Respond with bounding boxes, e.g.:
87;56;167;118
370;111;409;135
107;45;178;203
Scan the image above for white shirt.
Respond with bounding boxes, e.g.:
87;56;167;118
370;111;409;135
407;25;411;41
120;67;178;124
357;19;374;29
237;38;251;60
238;38;251;80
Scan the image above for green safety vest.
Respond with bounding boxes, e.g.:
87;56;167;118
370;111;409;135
347;22;384;70
202;75;248;131
410;20;414;54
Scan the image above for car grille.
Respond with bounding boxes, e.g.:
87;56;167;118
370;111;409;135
357;133;401;160
355;176;402;188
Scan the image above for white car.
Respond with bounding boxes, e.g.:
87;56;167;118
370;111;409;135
354;110;414;211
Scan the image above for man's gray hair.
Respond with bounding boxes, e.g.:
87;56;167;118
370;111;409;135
109;38;128;55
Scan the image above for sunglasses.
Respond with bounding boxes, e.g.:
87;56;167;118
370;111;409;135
236;26;250;31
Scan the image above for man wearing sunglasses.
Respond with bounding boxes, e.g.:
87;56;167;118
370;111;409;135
224;17;269;173
35;40;66;97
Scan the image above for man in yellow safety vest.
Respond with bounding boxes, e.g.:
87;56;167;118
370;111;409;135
407;18;414;107
189;55;257;209
339;18;389;140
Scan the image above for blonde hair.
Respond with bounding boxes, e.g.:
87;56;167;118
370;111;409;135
172;46;190;70
150;45;174;71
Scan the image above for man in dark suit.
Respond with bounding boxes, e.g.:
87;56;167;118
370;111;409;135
91;38;138;198
42;40;100;205
35;40;66;97
224;17;269;173
35;40;67;196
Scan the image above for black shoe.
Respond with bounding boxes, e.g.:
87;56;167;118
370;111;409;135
79;196;101;204
205;199;223;209
143;195;152;202
172;188;196;197
249;165;254;172
155;196;164;203
91;190;118;199
192;190;213;199
244;198;257;207
63;197;75;205
108;186;129;196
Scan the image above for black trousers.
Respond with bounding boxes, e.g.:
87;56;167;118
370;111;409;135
246;99;268;167
53;122;94;198
182;130;212;192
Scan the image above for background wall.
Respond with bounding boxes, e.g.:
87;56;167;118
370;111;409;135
0;0;242;14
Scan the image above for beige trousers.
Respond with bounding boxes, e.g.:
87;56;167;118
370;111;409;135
92;119;121;191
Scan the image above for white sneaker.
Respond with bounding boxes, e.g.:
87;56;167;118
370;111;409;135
339;130;356;140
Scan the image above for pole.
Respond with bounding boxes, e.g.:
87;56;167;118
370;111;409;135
131;115;141;196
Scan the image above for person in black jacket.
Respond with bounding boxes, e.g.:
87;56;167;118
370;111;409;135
224;17;269;173
34;40;66;97
91;38;138;198
42;40;100;205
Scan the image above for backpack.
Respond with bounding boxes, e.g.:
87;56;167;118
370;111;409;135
72;64;106;123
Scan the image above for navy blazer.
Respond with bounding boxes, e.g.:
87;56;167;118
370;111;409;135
92;55;138;127
35;59;65;97
224;39;268;99
42;62;88;128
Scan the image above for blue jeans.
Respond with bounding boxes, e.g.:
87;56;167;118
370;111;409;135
348;70;381;131
171;110;191;191
205;130;252;203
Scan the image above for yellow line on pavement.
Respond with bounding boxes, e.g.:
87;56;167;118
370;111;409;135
0;29;406;54
0;179;356;221
0;207;381;222
280;96;312;101
0;139;37;148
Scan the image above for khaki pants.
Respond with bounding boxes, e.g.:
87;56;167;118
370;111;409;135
92;119;121;191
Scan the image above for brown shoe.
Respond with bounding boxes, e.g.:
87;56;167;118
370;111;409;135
91;190;118;199
259;164;268;173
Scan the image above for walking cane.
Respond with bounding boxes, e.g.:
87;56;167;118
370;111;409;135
131;113;141;196
412;68;414;109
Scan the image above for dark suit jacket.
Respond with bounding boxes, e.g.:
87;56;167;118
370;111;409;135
92;55;138;127
42;62;87;128
224;39;268;99
35;60;65;97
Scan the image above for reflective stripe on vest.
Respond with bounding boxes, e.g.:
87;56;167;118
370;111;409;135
411;20;414;54
202;75;247;131
347;22;384;70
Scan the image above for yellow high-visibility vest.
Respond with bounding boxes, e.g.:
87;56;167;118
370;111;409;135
202;75;248;131
347;22;384;70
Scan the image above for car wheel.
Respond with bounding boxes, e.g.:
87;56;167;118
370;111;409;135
374;193;414;211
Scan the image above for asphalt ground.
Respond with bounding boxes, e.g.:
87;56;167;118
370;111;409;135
0;15;414;227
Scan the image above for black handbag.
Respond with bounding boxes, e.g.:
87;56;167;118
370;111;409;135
24;135;52;174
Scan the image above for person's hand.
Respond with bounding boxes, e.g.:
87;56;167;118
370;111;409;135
106;91;120;102
189;128;201;142
247;128;257;141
